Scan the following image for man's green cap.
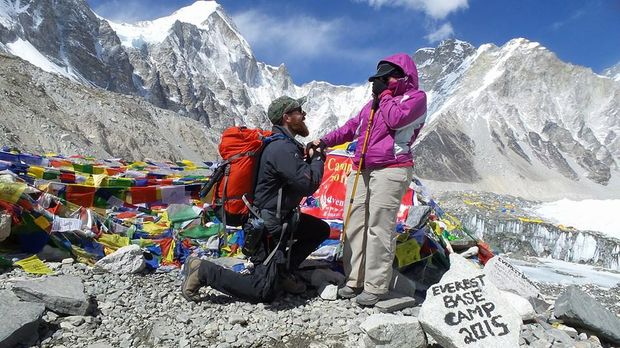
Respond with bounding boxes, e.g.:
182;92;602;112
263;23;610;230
267;96;307;125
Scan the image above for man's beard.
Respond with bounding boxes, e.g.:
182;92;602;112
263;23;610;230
290;120;309;137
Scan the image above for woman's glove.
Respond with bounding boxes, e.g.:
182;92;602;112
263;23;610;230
372;79;388;98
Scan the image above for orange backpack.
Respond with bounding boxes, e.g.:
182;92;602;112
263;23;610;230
200;126;283;226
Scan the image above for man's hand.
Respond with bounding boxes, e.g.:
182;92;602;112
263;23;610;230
312;146;326;162
311;139;327;151
305;142;315;157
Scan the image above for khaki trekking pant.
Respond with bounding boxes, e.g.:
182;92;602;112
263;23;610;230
343;166;413;294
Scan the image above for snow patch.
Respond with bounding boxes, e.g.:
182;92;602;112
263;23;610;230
509;256;620;288
6;38;76;80
533;199;620;240
0;0;30;27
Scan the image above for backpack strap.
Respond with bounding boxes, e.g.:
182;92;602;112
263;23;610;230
262;188;284;266
220;165;231;237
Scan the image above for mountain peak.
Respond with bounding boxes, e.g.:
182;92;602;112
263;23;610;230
503;37;546;52
168;1;220;25
602;61;620;82
106;0;220;48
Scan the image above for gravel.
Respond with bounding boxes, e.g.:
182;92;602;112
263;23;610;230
0;265;383;348
2;259;619;347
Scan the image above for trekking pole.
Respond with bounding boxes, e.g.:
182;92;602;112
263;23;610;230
336;100;378;260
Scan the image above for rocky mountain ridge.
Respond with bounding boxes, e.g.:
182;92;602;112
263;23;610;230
411;39;620;199
0;0;619;200
0;53;219;161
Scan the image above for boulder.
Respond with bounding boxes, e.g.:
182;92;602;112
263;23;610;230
359;313;427;348
12;275;89;315
0;290;45;347
500;290;536;322
95;244;145;274
554;286;620;345
419;254;521;348
482;256;541;300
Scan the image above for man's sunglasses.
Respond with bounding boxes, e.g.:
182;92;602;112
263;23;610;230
286;107;306;116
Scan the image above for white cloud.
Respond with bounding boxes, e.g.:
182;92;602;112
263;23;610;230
232;10;381;64
551;9;586;30
360;0;468;19
91;0;179;23
425;22;454;43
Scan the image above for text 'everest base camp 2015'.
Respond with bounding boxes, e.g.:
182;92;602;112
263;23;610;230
0;0;619;347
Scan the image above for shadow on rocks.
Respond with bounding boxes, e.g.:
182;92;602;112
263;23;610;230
265;291;314;312
37;320;60;345
87;296;101;316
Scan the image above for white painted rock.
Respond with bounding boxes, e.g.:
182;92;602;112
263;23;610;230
319;283;338;301
483;256;541;300
95;244;145;274
360;313;427;348
500;290;536;322
419;254;521;348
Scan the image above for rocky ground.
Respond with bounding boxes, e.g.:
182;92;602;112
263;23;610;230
1;259;619;348
1;262;384;348
537;282;620;319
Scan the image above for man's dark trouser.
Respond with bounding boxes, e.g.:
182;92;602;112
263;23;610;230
197;213;330;302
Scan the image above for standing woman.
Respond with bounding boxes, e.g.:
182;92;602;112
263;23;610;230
313;53;427;306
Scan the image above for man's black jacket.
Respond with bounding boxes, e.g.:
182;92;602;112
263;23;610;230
253;126;324;217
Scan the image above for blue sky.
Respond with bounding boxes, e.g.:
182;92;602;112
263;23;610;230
87;0;620;86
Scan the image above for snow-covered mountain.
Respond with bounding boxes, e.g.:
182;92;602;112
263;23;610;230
412;39;620;199
0;0;368;137
603;61;620;82
0;0;619;200
0;0;136;93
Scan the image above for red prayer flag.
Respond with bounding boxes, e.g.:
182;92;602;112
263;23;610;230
66;185;96;207
130;186;158;204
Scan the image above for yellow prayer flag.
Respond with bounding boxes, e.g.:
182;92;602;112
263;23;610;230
0;182;26;203
34;216;51;230
395;239;421;268
98;233;129;250
330;142;351;150
28;166;45;179
92;174;107;188
142;221;169;235
14;255;53;275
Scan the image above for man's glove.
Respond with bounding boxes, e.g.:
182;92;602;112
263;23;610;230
311;148;326;162
305;142;315;157
372;79;388;98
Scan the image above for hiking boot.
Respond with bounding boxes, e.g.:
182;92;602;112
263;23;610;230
337;286;362;299
279;273;307;294
354;290;385;307
181;256;203;302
